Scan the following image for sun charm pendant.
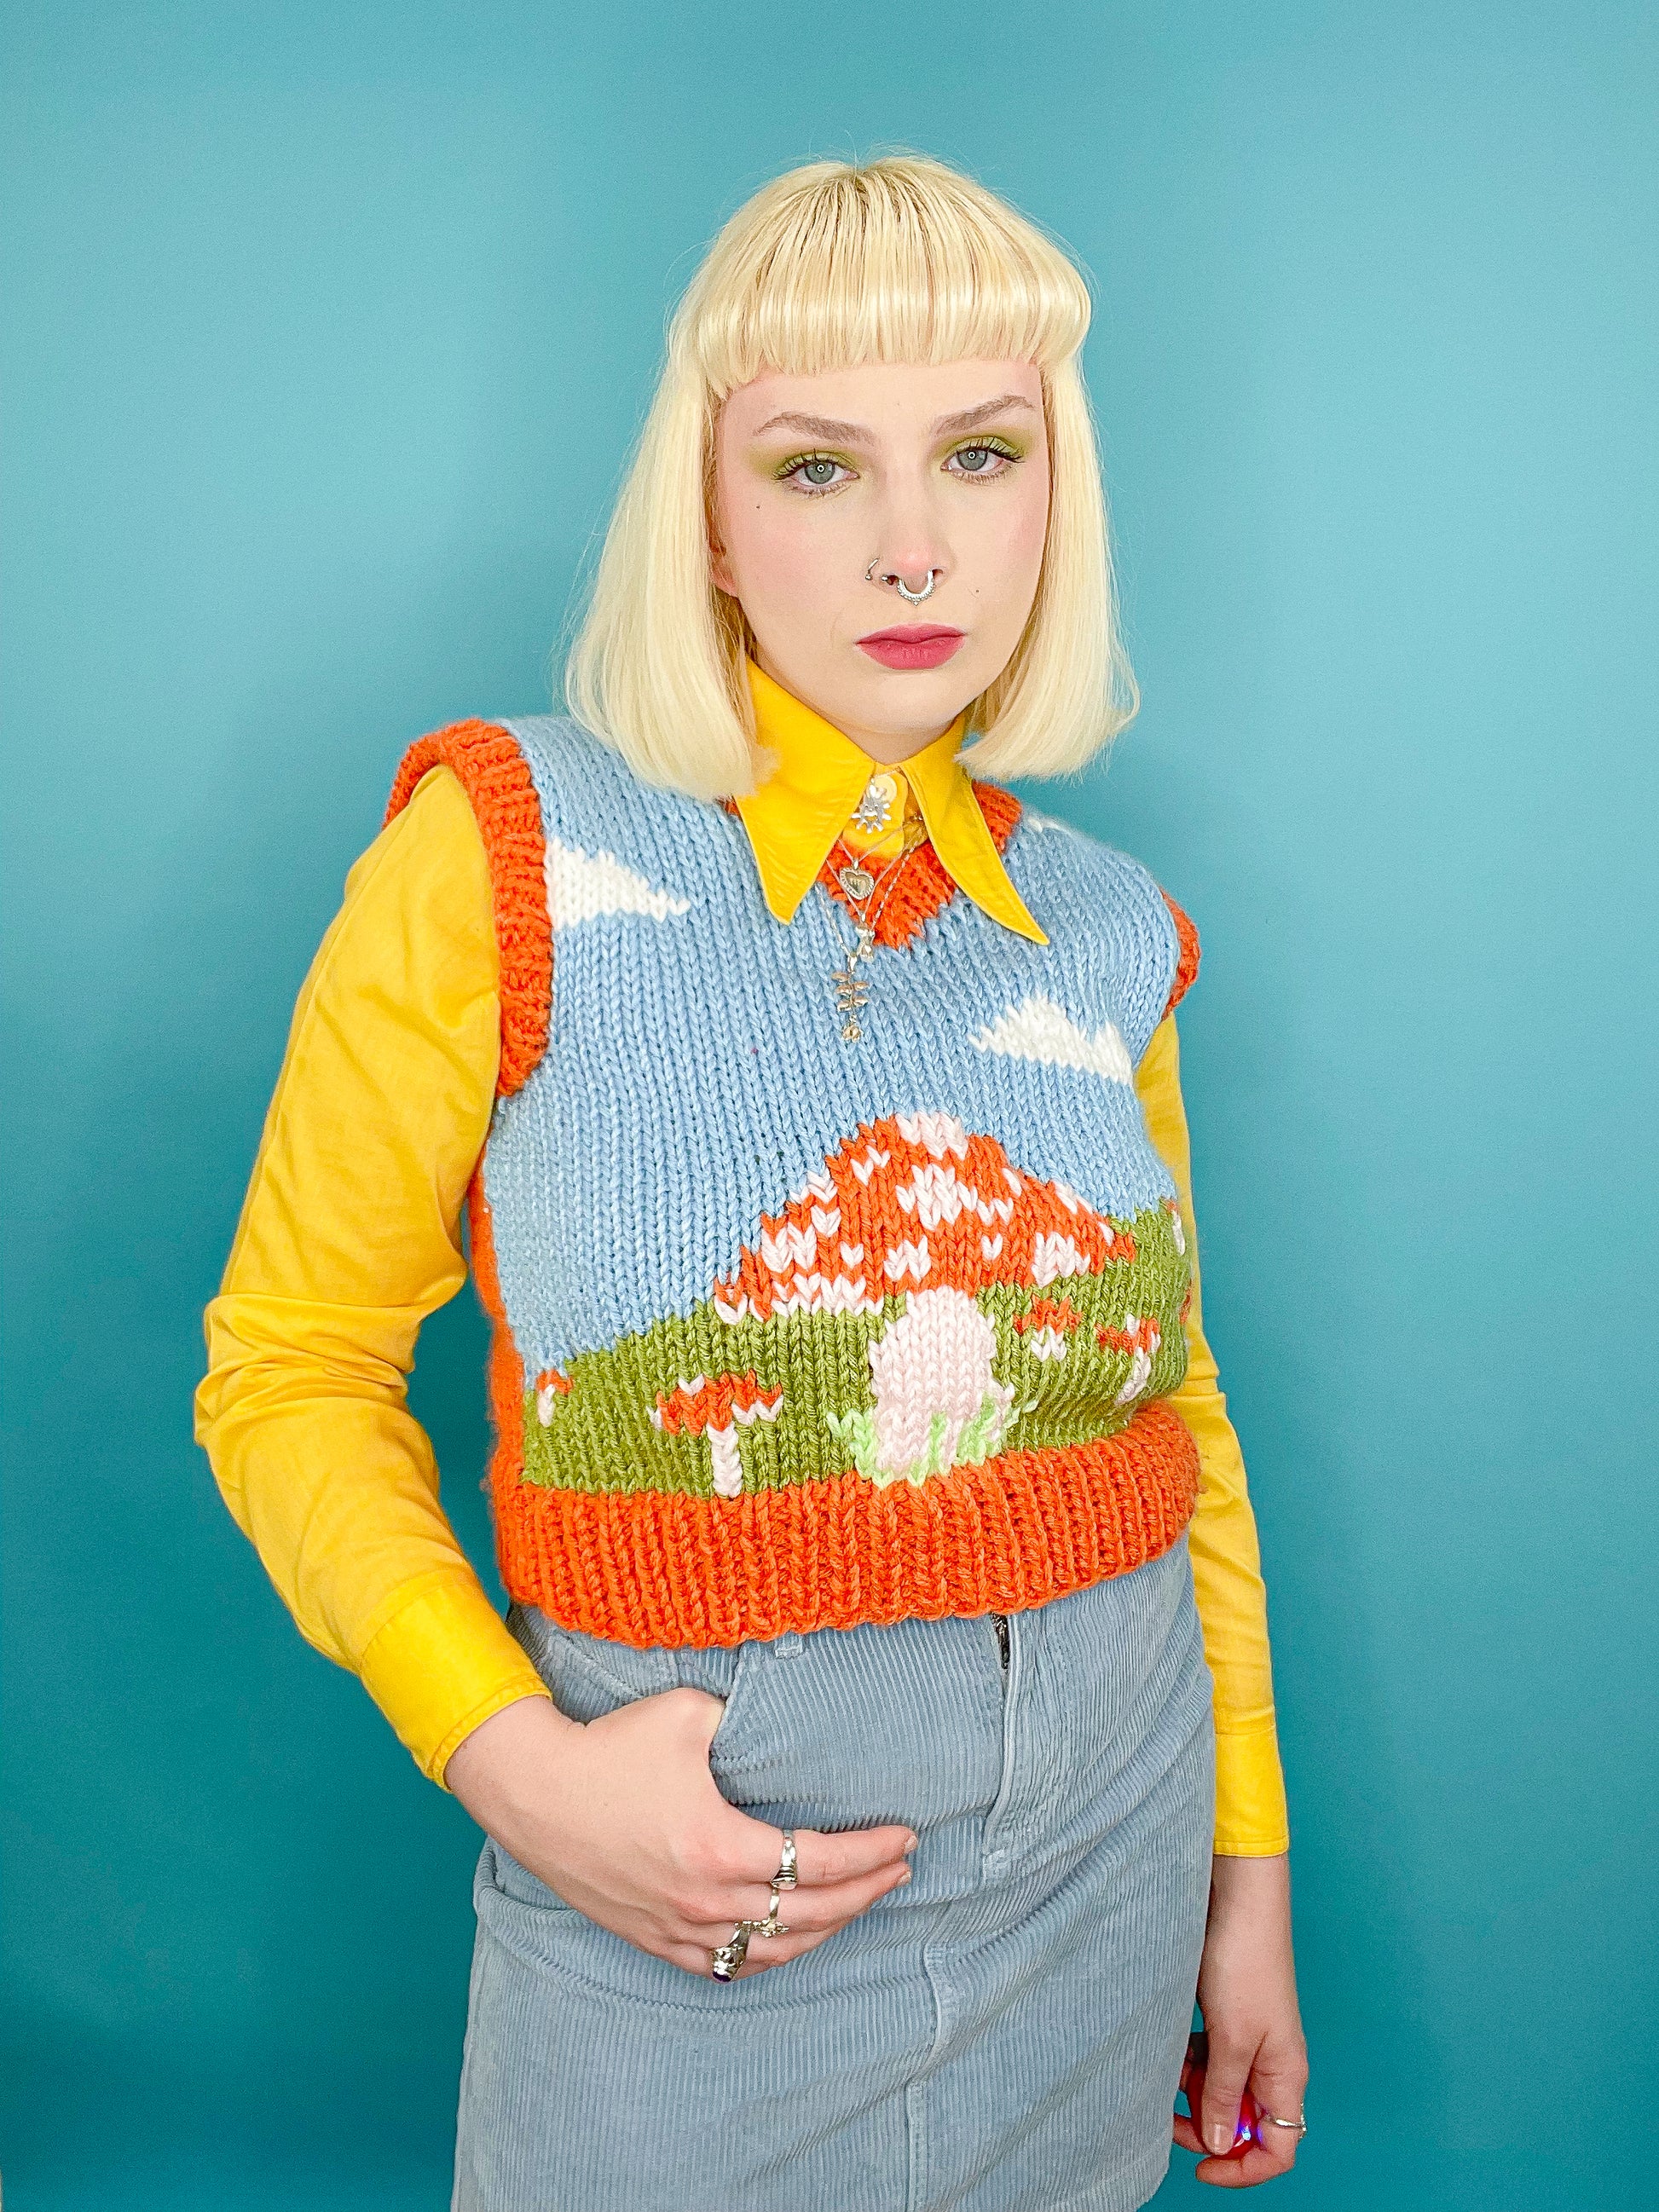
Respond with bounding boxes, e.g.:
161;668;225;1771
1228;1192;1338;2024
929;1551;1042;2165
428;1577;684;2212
850;772;899;836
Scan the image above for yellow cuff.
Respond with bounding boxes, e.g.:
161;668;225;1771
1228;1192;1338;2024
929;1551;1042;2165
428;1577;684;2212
357;1571;552;1786
1213;1723;1292;1856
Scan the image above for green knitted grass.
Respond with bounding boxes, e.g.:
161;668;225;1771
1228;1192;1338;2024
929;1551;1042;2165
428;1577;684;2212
519;1201;1189;1497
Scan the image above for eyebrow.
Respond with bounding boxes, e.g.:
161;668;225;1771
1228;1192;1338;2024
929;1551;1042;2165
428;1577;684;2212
751;393;1038;441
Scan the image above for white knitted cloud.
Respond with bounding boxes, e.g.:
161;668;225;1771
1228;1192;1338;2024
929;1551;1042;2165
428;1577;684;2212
543;839;692;926
968;993;1133;1084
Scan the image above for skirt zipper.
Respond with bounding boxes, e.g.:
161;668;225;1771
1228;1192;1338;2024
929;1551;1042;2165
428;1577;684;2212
990;1610;1010;1674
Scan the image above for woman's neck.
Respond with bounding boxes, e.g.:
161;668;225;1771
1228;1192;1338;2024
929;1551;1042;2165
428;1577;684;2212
749;648;961;766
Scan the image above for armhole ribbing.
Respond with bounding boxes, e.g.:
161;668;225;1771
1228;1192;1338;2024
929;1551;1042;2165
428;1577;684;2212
386;721;552;1097
1159;892;1200;1020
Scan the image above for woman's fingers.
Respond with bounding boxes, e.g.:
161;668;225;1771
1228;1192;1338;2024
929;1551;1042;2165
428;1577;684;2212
665;1810;919;1979
695;1805;915;1906
1242;2057;1306;2179
696;1807;916;1924
653;1707;920;1978
1188;2049;1307;2187
1198;2033;1255;2160
661;1920;841;1978
788;1820;918;1885
694;1856;911;1943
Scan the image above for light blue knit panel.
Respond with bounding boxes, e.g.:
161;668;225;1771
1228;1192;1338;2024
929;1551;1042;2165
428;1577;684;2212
481;718;1184;1381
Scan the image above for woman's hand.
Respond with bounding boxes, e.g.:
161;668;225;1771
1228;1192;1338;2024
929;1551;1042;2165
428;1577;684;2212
443;1690;916;1978
1171;1852;1309;2188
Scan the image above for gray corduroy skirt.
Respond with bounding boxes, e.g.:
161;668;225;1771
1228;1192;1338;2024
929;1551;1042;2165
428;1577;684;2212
452;1536;1214;2212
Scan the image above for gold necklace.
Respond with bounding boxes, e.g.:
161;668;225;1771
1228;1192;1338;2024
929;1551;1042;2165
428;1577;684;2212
827;816;927;1042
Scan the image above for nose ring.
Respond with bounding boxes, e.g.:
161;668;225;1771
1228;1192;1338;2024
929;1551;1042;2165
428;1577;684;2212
865;557;941;605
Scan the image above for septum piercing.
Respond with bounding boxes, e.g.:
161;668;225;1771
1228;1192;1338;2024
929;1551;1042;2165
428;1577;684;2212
865;557;942;605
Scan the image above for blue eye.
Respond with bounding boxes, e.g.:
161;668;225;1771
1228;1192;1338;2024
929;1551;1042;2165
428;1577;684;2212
781;453;854;493
946;440;1019;480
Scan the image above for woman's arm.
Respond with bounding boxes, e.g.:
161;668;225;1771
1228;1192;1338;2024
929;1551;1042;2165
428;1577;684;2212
1136;1012;1306;2183
196;770;915;1967
193;765;552;1782
1135;1011;1290;1857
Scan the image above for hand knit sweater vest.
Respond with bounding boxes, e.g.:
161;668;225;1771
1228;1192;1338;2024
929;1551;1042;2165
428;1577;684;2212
387;714;1203;1650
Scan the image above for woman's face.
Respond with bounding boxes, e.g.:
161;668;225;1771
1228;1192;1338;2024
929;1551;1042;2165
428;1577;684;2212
709;357;1050;764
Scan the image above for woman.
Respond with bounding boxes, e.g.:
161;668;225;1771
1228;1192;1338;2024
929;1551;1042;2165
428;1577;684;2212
197;153;1308;2210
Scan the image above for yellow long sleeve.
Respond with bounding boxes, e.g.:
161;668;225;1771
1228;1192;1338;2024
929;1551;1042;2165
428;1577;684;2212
198;764;1288;1849
194;765;552;1783
1135;1015;1290;1854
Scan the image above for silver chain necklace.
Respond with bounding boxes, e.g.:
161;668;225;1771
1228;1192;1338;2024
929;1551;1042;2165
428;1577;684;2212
827;819;926;1042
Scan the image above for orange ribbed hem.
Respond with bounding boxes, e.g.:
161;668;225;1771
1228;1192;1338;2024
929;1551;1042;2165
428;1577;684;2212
489;1401;1200;1649
386;720;551;1097
1161;892;1200;1018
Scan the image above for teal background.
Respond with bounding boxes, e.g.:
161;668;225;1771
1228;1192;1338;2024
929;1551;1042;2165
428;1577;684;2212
3;3;1655;2206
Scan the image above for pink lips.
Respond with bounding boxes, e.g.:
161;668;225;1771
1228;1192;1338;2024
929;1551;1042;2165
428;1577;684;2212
856;626;965;671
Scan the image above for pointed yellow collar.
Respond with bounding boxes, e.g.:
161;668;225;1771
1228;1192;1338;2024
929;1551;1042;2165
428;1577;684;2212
732;659;1047;944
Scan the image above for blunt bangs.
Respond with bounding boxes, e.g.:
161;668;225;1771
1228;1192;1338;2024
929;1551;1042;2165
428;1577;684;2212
679;161;1092;396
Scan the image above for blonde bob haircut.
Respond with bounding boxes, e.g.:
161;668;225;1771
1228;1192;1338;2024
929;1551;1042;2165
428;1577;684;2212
564;151;1138;800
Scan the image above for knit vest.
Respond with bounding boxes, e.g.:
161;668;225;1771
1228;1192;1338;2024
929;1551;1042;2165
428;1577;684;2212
386;714;1204;1650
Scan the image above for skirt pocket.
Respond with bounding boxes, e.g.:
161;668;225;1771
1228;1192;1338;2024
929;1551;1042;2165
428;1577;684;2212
506;1601;679;1720
673;1612;1007;1835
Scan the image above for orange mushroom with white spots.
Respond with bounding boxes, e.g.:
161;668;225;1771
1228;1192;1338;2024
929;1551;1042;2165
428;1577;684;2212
650;1371;783;1498
710;1110;1136;1326
534;1366;572;1425
1095;1314;1163;1406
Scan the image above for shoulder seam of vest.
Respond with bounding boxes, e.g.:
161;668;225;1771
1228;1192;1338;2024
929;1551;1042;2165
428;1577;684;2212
1159;892;1200;1019
385;721;551;1097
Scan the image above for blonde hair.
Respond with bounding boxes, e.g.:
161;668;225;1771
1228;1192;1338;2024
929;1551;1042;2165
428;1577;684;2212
563;152;1139;800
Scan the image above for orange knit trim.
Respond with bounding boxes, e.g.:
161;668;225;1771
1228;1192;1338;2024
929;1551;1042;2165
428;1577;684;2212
386;721;551;1098
466;1174;528;1517
720;780;1022;949
1161;892;1200;1019
491;1401;1200;1648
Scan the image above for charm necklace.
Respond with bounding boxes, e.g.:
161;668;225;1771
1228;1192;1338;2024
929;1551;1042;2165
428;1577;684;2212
827;814;928;1043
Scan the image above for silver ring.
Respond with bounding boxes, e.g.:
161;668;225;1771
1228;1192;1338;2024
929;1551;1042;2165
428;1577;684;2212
749;1883;789;1938
864;557;941;604
772;1829;799;1889
708;1920;751;1981
1260;2114;1308;2134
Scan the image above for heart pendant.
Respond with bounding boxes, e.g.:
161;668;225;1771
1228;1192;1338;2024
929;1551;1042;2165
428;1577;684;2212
837;864;876;900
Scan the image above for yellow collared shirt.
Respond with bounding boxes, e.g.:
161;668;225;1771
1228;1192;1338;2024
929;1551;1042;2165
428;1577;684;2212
195;687;1289;1854
736;659;1049;943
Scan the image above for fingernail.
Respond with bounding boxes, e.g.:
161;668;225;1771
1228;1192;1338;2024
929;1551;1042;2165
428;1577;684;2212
904;1834;918;1852
1205;2124;1233;2154
898;1868;911;1884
